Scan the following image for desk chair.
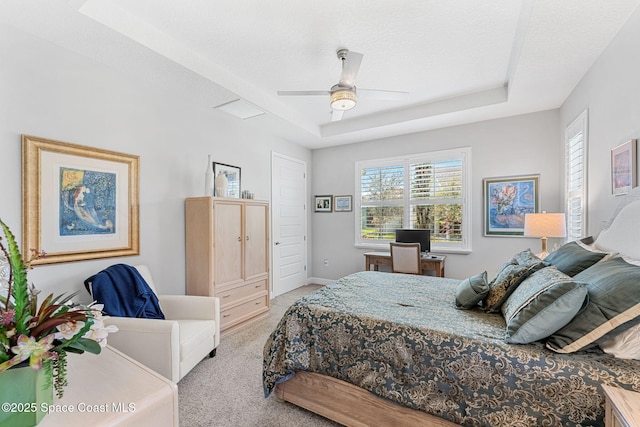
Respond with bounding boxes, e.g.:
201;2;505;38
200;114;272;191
389;242;422;274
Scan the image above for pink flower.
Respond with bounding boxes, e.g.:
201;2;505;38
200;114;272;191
0;309;15;326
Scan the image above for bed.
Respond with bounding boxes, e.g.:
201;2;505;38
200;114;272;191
263;192;640;427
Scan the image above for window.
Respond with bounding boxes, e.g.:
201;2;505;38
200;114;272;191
355;147;471;252
565;110;588;241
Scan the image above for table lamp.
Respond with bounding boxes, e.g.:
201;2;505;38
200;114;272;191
524;212;567;259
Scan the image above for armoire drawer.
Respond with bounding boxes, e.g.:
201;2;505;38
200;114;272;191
220;294;269;329
217;279;268;308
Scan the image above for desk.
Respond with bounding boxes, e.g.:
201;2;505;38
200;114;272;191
40;346;178;427
364;252;446;277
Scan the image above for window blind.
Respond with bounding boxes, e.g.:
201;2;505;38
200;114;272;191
360;165;404;240
356;148;471;251
566;111;587;241
409;159;463;242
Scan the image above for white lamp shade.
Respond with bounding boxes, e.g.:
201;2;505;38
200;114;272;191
330;89;357;111
524;213;567;238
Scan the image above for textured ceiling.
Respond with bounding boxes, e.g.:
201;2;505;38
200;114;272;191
2;0;639;148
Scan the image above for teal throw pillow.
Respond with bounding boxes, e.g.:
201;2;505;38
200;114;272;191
455;271;489;309
547;257;640;353
543;241;607;277
501;266;588;344
512;249;543;267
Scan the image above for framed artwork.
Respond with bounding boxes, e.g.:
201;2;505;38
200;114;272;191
22;135;139;265
611;139;637;195
334;195;352;212
213;162;241;198
483;174;539;236
314;195;332;212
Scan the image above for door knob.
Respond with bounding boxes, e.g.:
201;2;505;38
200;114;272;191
274;241;281;245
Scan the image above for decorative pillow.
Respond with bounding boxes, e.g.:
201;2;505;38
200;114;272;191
621;255;640;266
546;257;640;353
511;249;543;267
501;266;588;344
483;262;543;313
543;241;607;277
579;236;595;245
593;200;640;260
455;271;489;309
599;323;640;360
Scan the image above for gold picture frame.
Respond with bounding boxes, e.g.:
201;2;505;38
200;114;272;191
22;135;139;264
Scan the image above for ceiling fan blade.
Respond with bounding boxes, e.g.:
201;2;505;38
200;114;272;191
339;51;363;88
331;110;344;121
358;88;409;101
277;90;330;96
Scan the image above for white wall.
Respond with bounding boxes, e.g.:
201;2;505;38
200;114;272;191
311;5;640;282
560;5;640;234
5;0;638;298
311;110;562;281
0;24;311;298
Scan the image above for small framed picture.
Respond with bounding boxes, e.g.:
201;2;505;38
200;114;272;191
314;195;332;212
334;195;352;212
611;139;637;195
213;162;241;198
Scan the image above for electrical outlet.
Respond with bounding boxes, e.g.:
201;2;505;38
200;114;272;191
323;259;329;267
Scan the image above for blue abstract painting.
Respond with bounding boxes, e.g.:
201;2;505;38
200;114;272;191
59;167;116;236
485;176;538;235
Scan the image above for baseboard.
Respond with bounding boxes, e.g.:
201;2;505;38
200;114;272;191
306;277;334;286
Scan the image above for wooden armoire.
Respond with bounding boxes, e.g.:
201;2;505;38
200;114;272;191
185;197;269;333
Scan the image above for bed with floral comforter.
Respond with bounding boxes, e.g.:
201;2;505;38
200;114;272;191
263;271;640;426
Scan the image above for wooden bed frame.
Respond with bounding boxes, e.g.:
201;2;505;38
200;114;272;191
275;371;459;427
273;191;640;427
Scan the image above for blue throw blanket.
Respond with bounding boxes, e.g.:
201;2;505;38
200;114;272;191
85;264;165;319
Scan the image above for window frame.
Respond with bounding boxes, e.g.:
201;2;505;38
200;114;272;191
565;110;588;241
354;147;472;253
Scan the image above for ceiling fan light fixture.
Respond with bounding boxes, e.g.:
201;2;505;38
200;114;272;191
330;89;357;111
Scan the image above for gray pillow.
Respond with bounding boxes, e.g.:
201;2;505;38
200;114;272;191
483;262;543;313
580;236;595;245
455;271;489;309
543;241;606;277
512;249;543;267
546;257;640;353
501;266;588;344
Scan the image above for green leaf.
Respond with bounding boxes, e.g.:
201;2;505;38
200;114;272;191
68;338;102;354
0;219;30;335
64;347;84;354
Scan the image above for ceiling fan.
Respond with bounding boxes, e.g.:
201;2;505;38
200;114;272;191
277;49;408;121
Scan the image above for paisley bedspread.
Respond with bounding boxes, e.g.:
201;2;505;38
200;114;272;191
263;271;640;426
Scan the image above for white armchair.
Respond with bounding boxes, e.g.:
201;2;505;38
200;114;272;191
90;264;220;383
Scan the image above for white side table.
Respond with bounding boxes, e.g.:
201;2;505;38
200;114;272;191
40;346;178;427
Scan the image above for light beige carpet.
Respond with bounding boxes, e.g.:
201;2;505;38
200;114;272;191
178;285;341;427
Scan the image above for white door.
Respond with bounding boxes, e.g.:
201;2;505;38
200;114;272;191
271;153;307;297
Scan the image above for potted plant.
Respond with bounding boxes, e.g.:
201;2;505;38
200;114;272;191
0;219;117;426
